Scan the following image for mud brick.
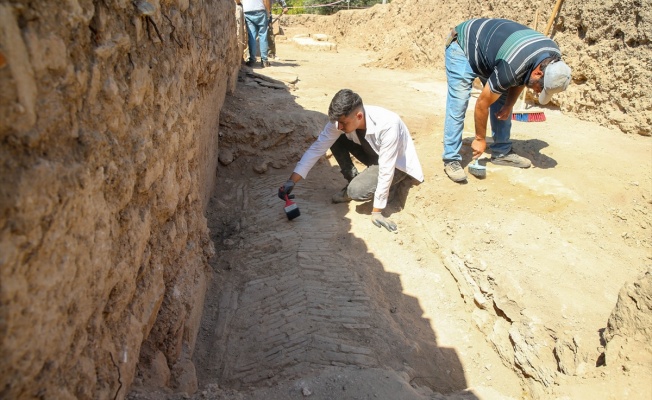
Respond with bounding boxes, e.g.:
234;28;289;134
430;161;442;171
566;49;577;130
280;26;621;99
244;285;277;303
342;323;371;329
312;338;339;352
282;335;311;351
245;274;279;289
241;370;268;384
263;343;286;359
340;309;371;318
334;299;365;308
304;349;332;365
308;308;340;317
312;333;342;342
329;317;359;324
279;349;306;365
265;349;285;364
301;270;323;278
271;231;296;240
259;299;281;313
339;344;373;355
261;314;287;331
346;353;376;366
234;360;259;373
332;295;357;301
280;293;305;308
307;232;338;239
299;263;327;271
274;277;302;290
282;305;306;318
349;296;371;301
306;297;330;306
323;350;349;363
303;280;327;289
265;331;287;344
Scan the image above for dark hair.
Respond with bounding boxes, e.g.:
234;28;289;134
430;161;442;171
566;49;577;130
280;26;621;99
539;56;561;73
328;89;363;121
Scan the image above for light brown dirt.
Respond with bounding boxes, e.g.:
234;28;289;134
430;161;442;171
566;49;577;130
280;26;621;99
129;25;652;399
2;1;650;399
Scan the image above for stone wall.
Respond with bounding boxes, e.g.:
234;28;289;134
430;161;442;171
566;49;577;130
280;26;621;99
0;0;239;398
286;0;651;136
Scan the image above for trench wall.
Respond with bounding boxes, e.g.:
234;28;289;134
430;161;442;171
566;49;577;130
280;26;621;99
0;0;239;398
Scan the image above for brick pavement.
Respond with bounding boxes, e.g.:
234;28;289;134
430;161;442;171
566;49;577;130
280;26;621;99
201;172;378;388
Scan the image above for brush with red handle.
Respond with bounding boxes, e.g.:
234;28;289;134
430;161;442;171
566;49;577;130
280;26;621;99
283;194;300;220
279;180;300;220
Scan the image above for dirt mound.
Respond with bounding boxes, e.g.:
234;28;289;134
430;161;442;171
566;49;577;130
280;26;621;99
604;270;652;367
284;0;651;136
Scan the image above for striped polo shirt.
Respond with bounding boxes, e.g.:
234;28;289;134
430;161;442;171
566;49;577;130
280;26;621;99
455;18;561;95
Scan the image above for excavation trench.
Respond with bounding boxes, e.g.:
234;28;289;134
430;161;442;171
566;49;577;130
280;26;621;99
181;34;651;399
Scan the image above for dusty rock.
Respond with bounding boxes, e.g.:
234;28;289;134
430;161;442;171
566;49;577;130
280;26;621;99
603;270;652;367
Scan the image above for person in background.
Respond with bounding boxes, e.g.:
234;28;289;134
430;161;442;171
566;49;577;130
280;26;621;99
267;0;289;60
442;18;571;182
242;0;271;68
277;89;424;233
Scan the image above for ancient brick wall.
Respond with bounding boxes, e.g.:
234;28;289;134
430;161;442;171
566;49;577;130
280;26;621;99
0;0;239;398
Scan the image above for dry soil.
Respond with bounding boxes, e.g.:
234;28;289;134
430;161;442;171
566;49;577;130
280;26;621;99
129;26;652;400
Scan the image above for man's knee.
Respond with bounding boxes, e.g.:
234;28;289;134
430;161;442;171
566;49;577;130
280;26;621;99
346;180;374;202
346;165;378;201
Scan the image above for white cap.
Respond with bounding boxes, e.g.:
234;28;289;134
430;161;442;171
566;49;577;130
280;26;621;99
539;60;571;105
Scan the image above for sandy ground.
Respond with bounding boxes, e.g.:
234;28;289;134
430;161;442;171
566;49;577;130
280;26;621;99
129;30;652;400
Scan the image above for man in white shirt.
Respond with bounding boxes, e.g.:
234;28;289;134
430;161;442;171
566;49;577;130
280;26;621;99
242;0;271;67
278;89;424;232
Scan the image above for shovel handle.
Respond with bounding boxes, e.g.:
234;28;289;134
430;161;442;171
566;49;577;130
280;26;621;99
544;0;564;37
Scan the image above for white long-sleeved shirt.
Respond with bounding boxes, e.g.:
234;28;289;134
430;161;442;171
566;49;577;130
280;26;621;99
294;105;424;209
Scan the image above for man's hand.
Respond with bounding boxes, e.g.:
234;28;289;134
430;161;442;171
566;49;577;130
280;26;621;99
495;105;512;120
371;212;398;233
471;137;486;159
278;180;295;200
282;6;288;14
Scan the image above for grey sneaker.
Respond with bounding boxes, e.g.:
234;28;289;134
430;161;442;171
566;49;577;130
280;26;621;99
491;151;532;168
444;161;467;182
331;187;352;203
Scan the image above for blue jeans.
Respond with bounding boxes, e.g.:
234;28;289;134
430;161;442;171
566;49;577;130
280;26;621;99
244;10;269;62
443;41;512;162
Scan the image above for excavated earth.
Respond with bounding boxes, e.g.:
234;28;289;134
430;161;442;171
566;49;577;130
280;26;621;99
1;1;650;400
128;21;651;400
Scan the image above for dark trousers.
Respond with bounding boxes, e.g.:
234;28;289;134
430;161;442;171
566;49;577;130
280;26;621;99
330;134;378;181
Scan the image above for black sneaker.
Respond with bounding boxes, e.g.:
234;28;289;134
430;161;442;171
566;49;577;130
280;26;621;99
245;59;255;67
261;60;271;68
331;187;352;203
